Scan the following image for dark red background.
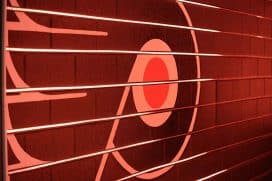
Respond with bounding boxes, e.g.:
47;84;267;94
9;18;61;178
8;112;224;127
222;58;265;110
4;0;272;180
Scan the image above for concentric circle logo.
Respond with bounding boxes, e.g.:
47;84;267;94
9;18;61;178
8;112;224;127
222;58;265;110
132;39;178;127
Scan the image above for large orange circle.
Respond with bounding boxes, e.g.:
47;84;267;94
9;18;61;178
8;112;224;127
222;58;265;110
131;39;178;127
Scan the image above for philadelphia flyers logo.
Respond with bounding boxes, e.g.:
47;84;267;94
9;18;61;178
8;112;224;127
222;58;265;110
5;0;200;180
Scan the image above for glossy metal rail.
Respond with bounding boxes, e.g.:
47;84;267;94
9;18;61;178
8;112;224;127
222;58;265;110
197;150;272;181
7;94;272;134
117;132;272;180
250;168;272;181
178;0;272;21
6;6;272;41
6;76;272;94
6;78;211;93
5;47;272;60
8;114;272;175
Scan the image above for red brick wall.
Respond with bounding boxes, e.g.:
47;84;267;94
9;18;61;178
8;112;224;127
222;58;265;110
4;0;272;180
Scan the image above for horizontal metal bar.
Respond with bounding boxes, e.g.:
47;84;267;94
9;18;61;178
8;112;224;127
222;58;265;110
6;6;272;41
6;47;222;56
117;132;272;180
6;78;212;93
5;48;272;59
7;95;272;134
6;76;272;94
178;0;272;21
197;150;272;181
197;170;227;181
250;167;272;181
6;6;218;33
8;113;272;175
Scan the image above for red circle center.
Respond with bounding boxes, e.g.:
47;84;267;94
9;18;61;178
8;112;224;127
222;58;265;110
143;57;170;108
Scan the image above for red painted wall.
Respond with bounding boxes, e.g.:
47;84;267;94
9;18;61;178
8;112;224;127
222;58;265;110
3;0;272;180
